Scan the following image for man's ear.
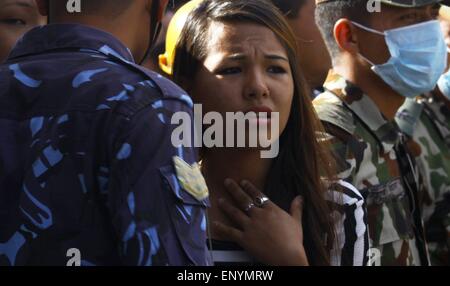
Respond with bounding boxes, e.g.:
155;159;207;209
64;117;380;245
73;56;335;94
334;19;359;55
35;0;49;16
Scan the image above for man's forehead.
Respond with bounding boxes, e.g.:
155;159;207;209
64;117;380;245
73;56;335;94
315;0;441;7
378;0;441;7
371;1;440;19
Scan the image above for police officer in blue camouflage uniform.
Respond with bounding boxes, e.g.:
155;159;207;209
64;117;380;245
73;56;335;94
0;0;210;266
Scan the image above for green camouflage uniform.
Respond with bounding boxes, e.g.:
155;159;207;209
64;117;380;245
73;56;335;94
396;91;450;265
313;72;430;266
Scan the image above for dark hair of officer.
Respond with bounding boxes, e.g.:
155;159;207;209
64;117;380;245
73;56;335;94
315;0;371;61
172;0;337;265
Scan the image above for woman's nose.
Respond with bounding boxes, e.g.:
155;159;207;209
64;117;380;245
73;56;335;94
244;70;270;99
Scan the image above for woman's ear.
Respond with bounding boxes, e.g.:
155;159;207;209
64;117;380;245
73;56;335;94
35;0;49;16
334;19;359;55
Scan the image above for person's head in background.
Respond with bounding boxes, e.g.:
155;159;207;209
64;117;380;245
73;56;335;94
271;0;331;90
0;0;46;63
172;0;336;265
435;3;450;103
35;0;168;64
143;0;190;71
439;3;450;69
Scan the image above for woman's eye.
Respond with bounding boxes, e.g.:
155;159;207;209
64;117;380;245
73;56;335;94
0;19;26;26
216;67;242;75
268;66;287;74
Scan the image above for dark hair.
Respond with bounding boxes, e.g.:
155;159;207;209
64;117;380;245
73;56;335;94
270;0;307;18
172;0;337;265
315;0;371;61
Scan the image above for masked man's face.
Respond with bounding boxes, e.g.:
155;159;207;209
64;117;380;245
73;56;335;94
352;4;440;67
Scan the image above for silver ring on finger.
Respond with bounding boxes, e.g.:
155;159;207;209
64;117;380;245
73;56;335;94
254;196;270;208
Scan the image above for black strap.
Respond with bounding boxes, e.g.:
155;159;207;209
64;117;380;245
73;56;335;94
395;135;430;266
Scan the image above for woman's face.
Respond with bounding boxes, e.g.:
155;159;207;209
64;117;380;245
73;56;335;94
0;0;47;63
191;21;295;146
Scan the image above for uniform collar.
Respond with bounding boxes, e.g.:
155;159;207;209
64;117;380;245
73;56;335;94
324;70;401;151
7;23;135;63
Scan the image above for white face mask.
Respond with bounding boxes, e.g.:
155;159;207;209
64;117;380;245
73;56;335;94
352;20;447;98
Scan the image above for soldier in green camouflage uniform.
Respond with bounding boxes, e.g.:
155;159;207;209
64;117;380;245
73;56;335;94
314;73;429;265
396;86;450;266
415;92;450;266
394;6;450;264
314;0;445;265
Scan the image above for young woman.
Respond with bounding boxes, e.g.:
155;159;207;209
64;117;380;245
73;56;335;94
166;0;369;266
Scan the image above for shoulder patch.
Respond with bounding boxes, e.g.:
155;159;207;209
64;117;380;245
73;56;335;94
173;156;209;201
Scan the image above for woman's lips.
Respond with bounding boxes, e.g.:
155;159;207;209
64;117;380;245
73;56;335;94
244;107;273;125
245;106;273;115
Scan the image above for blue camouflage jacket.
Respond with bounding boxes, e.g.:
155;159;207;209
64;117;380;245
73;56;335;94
0;24;210;266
